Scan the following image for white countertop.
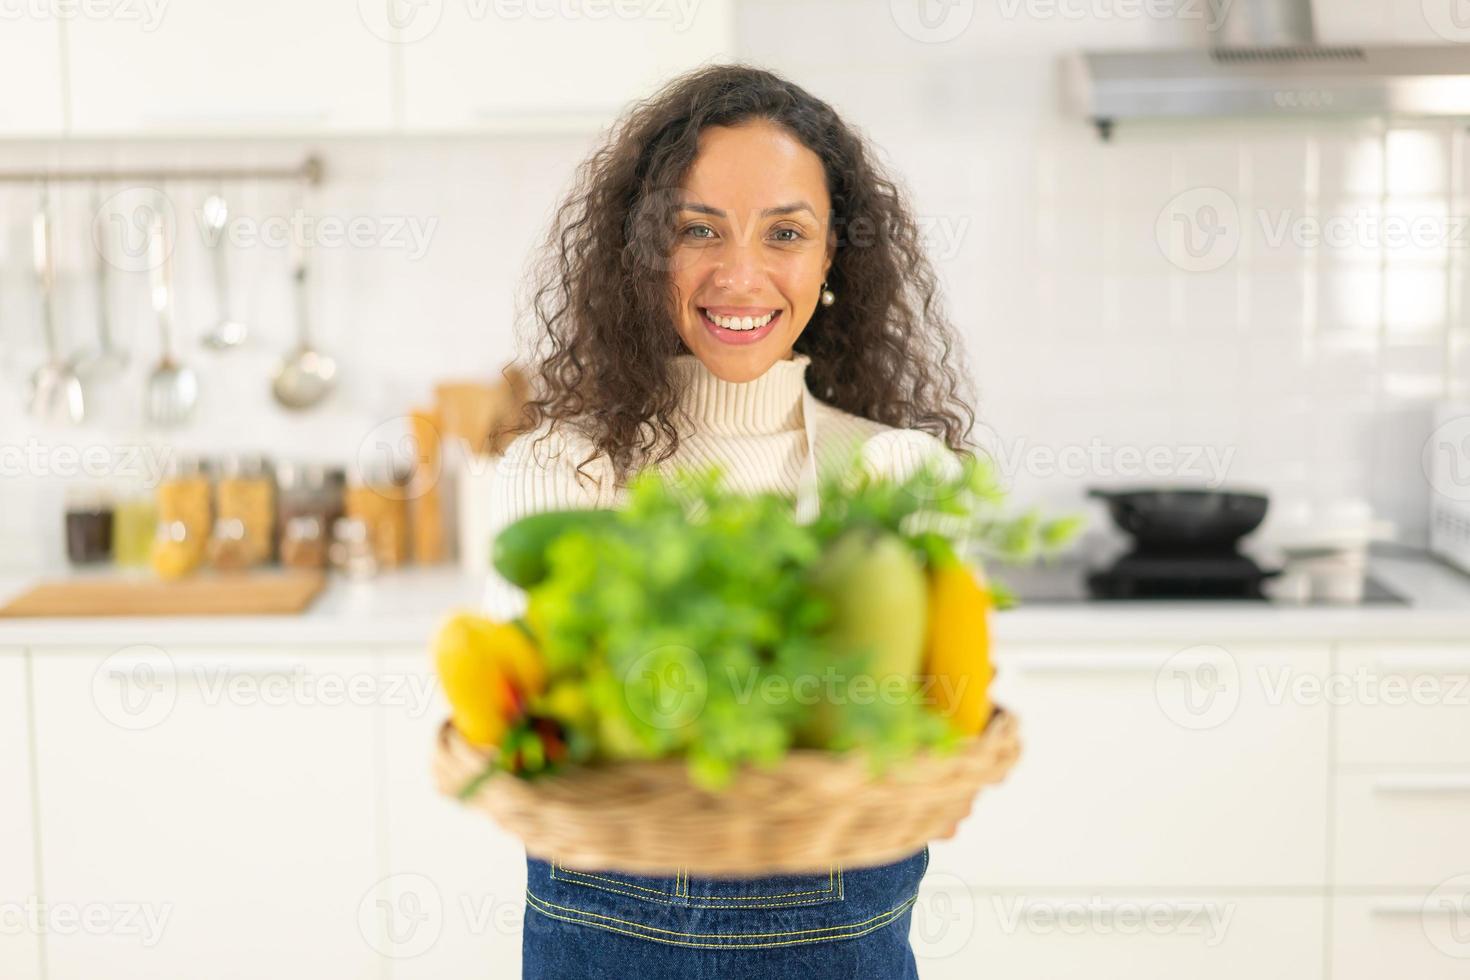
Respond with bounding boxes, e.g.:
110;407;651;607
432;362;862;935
0;568;486;648
0;554;1466;649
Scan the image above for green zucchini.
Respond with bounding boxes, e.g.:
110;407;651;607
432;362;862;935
491;508;619;588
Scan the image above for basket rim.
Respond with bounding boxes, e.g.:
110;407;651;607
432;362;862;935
433;708;1022;876
436;706;1017;790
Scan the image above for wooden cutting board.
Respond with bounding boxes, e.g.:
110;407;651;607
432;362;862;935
0;571;327;618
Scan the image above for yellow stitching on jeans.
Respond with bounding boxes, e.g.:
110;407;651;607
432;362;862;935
677;866;838;902
525;890;915;949
526;902;911;949
680;900;830;909
656;900;842;910
555;863;670;897
555;880;675;904
526;889;912;940
682;887;832;902
551;859;674;904
529;887;899;940
559;870;668;896
555;859;844;904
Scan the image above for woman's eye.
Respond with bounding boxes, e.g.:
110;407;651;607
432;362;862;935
771;227;803;243
682;224;716;240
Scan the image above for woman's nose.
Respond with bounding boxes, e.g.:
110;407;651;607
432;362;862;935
711;242;765;292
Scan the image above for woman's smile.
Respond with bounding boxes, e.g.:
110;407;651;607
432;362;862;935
697;306;783;345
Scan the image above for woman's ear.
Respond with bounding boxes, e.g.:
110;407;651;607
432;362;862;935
824;227;837;275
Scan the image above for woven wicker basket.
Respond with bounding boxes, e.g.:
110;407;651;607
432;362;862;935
432;707;1021;877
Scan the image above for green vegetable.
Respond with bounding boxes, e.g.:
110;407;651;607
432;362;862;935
491;508;621;588
490;449;1082;790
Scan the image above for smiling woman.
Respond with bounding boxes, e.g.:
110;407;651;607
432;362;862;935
667;121;835;373
488;63;980;980
510;62;976;491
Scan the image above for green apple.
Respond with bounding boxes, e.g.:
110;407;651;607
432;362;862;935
797;528;928;746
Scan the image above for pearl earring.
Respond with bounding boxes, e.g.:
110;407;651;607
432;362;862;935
819;281;836;307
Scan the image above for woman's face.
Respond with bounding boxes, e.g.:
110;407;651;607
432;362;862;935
667;120;836;383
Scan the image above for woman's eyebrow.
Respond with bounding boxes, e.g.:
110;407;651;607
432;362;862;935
678;202;817;218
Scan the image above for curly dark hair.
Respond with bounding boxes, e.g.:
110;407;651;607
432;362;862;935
513;61;977;487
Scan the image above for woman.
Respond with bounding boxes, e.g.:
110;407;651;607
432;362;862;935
483;63;977;980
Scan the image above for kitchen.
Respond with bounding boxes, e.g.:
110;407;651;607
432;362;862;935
2;1;1470;978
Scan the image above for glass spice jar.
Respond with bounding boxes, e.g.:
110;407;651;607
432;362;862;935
156;456;212;561
207;517;251;572
345;459;410;570
277;463;324;563
216;453;275;567
111;472;157;569
329;516;378;579
63;484;114;565
151;519;201;581
280;515;327;570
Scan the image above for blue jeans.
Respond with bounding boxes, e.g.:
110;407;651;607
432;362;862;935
521;846;928;979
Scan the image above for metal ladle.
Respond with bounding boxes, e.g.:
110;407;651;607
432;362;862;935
271;237;336;410
71;183;130;382
27;190;86;425
144;212;199;427
200;192;247;350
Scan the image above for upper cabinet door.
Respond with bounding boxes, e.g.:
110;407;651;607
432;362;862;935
0;16;64;135
401;0;735;131
65;0;393;134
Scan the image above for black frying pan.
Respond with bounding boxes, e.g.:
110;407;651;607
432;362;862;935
1088;488;1269;553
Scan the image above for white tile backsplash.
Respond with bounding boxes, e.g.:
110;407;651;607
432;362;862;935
2;1;1466;566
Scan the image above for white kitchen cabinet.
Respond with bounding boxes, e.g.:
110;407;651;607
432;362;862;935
401;0;735;130
1335;642;1470;768
0;17;64;135
1331;892;1470;980
929;642;1330;888
378;649;525;978
0;650;42;980
911;885;1322;980
31;646;382;980
1334;769;1470;888
64;0;393;134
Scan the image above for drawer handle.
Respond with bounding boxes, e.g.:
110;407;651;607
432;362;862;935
139;110;332;126
1369;898;1424;916
1372;898;1470;916
1373;775;1470;794
102;656;308;680
1370;655;1470;673
473;107;609;128
1014;654;1164;675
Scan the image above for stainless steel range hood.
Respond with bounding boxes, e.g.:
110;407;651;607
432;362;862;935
1067;0;1470;139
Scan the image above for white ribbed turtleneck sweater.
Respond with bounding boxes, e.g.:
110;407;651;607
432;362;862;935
480;352;958;618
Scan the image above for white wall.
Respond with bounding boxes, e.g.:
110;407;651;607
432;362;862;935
738;0;1469;545
0;136;595;566
2;0;1465;566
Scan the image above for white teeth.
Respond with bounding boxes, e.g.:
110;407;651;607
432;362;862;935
704;309;776;331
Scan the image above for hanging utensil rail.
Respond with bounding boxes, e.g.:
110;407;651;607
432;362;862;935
0;156;324;186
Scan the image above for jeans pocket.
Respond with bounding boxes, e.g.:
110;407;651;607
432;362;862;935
550;859;679;906
679;867;845;910
550;859;845;910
